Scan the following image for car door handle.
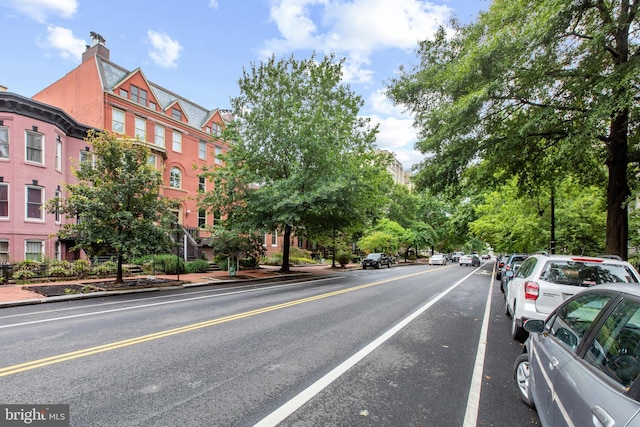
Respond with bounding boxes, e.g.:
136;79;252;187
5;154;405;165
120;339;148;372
591;405;613;427
549;356;559;368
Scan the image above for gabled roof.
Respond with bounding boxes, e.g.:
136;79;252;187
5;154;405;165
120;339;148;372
111;67;161;109
94;56;226;131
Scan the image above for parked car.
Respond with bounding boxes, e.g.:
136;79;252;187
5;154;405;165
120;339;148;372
428;254;447;265
459;254;480;267
505;254;640;341
514;284;640;426
497;254;527;283
361;253;392;269
496;254;509;280
451;251;465;262
499;255;528;294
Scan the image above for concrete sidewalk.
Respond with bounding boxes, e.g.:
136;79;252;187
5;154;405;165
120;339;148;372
0;264;350;308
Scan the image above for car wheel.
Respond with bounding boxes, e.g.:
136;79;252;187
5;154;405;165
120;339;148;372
514;353;534;408
362;265;366;270
511;314;527;342
496;273;502;280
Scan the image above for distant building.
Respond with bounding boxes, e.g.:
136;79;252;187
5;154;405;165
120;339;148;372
378;149;412;189
0;91;93;262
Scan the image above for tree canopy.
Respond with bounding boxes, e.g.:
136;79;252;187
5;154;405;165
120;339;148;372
48;131;176;283
200;53;388;271
387;0;640;258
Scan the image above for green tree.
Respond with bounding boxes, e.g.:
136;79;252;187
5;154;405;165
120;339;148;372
387;0;640;258
470;176;606;255
358;219;410;256
208;225;266;274
201;53;382;272
47;131;176;283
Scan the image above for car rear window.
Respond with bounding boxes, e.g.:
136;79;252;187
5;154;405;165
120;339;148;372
540;261;640;286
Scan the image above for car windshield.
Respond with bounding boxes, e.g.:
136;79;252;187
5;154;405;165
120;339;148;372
366;254;381;260
540;261;640;286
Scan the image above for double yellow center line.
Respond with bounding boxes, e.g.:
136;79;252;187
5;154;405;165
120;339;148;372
1;269;436;377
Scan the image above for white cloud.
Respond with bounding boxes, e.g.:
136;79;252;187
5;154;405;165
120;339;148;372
38;26;86;61
366;89;422;168
263;0;451;83
372;114;421;167
147;30;183;68
5;0;77;23
209;0;219;8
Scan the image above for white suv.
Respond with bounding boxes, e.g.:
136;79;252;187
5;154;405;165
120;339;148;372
505;254;640;341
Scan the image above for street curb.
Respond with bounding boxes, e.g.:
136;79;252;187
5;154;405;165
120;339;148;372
0;272;323;309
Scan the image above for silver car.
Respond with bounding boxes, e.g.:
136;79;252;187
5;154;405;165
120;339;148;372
514;283;640;426
505;254;640;341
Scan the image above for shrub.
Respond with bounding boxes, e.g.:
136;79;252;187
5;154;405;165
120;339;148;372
73;259;91;277
13;260;41;280
186;259;210;273
47;260;73;277
93;261;117;277
336;252;352;267
155;254;185;275
240;257;260;269
48;265;73;277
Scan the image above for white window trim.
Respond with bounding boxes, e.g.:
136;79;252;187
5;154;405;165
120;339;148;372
0;239;9;263
155;124;165;147
25;130;44;165
55;136;62;171
0;182;8;220
25;239;44;261
54;188;61;224
198;140;207;160
0;126;8;159
112;109;125;133
25;185;44;222
135;116;146;141
172;130;182;153
169;167;182;188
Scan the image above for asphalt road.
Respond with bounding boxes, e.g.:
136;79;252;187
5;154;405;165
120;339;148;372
0;262;540;426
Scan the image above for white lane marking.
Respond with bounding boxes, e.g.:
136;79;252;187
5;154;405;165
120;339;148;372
0;277;340;329
254;268;480;427
462;264;494;426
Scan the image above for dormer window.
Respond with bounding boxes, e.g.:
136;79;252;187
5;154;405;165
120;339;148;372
171;108;182;121
131;85;147;107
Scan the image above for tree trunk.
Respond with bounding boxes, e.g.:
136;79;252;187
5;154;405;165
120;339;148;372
115;253;124;284
331;228;337;268
279;224;292;273
605;109;630;259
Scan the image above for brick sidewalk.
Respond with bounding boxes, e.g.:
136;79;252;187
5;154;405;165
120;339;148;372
0;264;354;306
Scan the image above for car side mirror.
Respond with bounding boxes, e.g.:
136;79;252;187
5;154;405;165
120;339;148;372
523;319;545;334
505;270;514;278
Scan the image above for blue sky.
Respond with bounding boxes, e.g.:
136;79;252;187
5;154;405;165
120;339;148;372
0;0;488;169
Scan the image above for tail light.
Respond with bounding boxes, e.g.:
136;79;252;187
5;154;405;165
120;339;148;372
524;281;539;300
499;262;505;268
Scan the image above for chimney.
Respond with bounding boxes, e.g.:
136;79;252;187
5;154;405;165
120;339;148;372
0;85;7;92
82;32;109;63
82;43;110;63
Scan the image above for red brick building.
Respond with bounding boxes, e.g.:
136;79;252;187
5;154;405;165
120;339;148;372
30;38;304;261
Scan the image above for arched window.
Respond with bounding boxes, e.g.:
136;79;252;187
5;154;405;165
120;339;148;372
169;167;182;188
